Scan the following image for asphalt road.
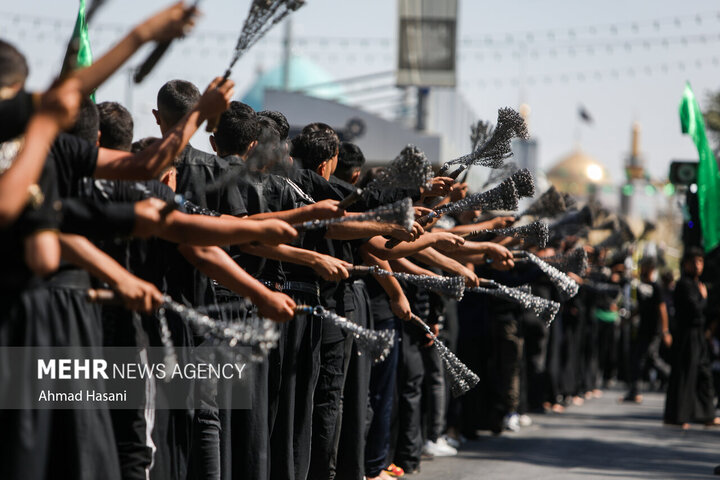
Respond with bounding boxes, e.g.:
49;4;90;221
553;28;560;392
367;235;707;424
414;390;720;479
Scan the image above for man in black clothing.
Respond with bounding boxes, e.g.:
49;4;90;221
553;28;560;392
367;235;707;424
624;257;670;403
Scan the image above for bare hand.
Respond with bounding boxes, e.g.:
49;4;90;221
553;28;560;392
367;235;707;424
197;77;235;120
256;290;296;323
390;295;412;321
449;182;468;202
253;219;297;245
413;206;433;218
432;232;465;249
116;275;164;313
310;199;343;220
484;243;515;271
422;176;454;198
663;332;673;348
311;255;351;281
136;1;198;43
423;323;439;347
389;221;424;242
490;216;516;229
459;265;480;287
39;78;82;130
132;197;168;238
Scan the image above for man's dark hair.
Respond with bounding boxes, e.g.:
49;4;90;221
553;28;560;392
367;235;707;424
214;101;259;157
0;40;28;88
301;122;334;135
357;166;385;189
97;101;134;151
258;110;289;140
682;246;704;265
335;141;365;183
157;79;201;126
67;97;99;144
131;136;160;154
638;256;657;271
290;130;339;171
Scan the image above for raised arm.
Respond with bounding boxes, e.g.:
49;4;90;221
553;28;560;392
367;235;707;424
94;77;234;180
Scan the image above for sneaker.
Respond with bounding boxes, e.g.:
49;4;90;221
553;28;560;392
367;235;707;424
384;464;405;477
439;434;460;449
518;414;533;427
422;439;458;457
503;413;521;432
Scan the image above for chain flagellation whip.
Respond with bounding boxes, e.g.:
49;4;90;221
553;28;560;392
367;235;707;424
468;282;561;326
514;185;567;220
295;305;394;363
439;107;529;178
539;247;589;276
349;266;465;301
513;251;580;300
339;145;434;209
409;313;479;397
384;177;520;249
293;198;414;232
461;220;549;248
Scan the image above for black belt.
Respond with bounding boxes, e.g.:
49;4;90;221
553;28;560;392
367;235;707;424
282;281;320;297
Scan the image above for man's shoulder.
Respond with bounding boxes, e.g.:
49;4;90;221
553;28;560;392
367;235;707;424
175;144;219;166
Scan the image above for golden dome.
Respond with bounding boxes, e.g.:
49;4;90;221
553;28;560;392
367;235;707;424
545;147;612;196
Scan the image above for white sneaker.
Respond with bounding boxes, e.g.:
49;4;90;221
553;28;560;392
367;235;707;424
503;413;521;432
422;439;458;457
439;434;460;449
518;414;533;427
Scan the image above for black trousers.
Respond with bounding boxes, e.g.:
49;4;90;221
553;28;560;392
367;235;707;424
269;290;322;480
0;278;121;480
391;321;425;472
364;317;400;478
335;280;373;480
308;321;347;480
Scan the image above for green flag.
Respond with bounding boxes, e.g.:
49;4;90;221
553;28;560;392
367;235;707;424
680;82;720;252
72;0;94;100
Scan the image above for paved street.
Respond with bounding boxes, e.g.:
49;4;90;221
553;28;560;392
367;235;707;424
415;391;720;479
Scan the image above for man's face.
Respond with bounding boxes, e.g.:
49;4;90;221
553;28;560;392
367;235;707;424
684;256;704;276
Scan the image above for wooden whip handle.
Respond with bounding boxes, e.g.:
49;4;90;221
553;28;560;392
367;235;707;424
86;288;122;305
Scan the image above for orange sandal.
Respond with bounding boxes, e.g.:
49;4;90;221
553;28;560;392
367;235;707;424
384;463;405;477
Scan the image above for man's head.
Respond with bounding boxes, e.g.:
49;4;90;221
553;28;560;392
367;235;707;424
290;129;339;180
211;101;258;158
0;39;28;99
638;256;657;281
258;110;289;140
154;79;200;134
336;141;365;184
97;101;134;151
301;122;334;135
67;97;100;145
682;246;704;277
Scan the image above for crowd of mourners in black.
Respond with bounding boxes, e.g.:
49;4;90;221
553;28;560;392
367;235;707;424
2;4;720;480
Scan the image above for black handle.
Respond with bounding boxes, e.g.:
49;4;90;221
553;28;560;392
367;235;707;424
133;41;172;84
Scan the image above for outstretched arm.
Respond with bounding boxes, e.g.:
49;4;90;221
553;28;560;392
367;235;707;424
176;244;296;323
58;233;163;313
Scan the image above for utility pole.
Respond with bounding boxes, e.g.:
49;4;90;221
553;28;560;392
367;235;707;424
282;19;293;91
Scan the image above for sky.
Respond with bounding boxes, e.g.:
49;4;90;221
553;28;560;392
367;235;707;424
3;0;720;181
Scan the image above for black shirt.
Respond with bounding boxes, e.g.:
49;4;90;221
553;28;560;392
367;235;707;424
175;145;246;216
0;157;61;293
637;280;662;339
